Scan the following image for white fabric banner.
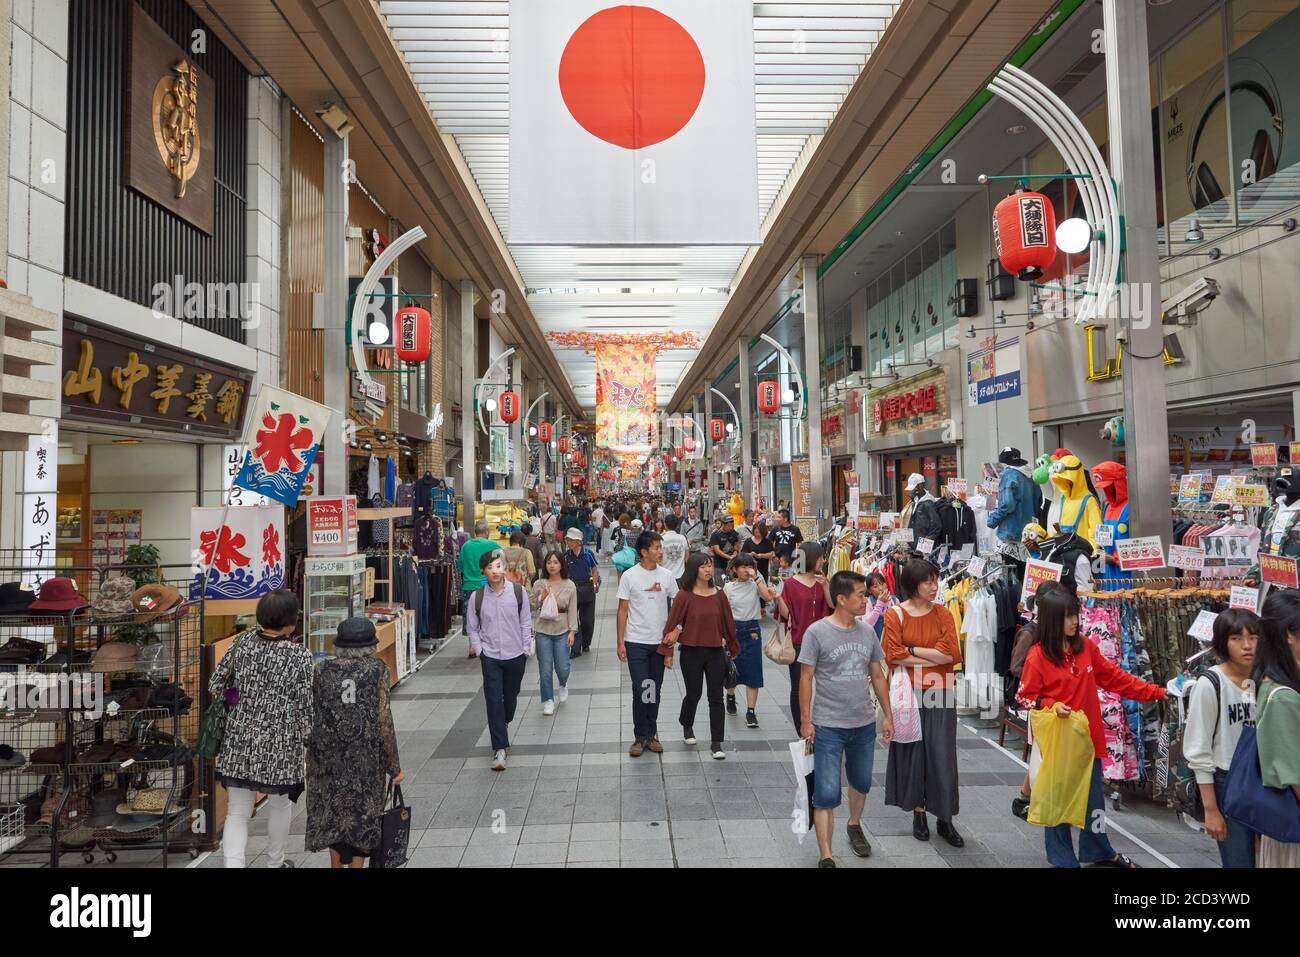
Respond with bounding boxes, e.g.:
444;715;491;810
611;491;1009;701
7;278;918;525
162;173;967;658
509;0;758;245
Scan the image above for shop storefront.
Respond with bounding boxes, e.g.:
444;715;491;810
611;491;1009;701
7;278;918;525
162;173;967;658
864;357;965;509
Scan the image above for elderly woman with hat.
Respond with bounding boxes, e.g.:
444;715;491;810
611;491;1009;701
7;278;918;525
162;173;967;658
210;590;313;868
305;617;402;868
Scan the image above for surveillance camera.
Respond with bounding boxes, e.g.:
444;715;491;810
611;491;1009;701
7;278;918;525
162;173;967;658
1161;277;1220;327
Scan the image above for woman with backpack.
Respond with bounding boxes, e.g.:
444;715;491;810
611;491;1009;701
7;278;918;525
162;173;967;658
1250;589;1300;868
531;551;578;716
1181;608;1259;867
502;531;536;585
1015;586;1166;867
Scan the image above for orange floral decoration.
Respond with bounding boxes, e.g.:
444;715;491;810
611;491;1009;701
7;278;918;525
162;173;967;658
545;332;702;352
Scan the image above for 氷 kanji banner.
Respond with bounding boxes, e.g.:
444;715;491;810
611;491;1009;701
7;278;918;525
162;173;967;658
232;386;332;507
596;342;657;453
189;506;285;600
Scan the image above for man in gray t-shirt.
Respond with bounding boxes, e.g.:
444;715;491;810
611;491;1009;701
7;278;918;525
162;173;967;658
796;571;893;868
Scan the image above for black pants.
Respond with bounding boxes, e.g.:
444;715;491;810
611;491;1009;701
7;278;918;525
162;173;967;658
788;659;802;728
575;582;597;650
679;645;726;746
480;653;527;751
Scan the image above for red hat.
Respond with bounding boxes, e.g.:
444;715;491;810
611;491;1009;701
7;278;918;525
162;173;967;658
1052;448;1072;460
28;577;90;611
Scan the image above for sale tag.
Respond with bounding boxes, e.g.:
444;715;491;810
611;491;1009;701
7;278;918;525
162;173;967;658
1251;443;1279;467
1116;535;1166;571
967;556;987;578
1187;609;1218;643
947;478;968;496
1168;545;1206;572
1232;484;1271;507
895;528;914;543
1094;524;1114;548
1020;558;1064;605
1177;475;1201;502
918;538;935;555
1230;585;1260;612
1259;555;1300;589
1211;475;1243;504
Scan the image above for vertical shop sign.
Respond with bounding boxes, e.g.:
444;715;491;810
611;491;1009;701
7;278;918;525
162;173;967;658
22;433;58;593
224;445;270;507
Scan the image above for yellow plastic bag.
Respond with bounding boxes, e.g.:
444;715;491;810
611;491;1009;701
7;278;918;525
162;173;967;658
1027;708;1094;829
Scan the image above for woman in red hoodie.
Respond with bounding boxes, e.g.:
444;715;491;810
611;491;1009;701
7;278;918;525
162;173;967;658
1016;585;1166;867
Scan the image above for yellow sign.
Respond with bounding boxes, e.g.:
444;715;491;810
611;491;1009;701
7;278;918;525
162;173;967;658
1232;484;1270;507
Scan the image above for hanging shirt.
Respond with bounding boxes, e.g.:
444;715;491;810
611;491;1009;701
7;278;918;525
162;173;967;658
367;455;380;501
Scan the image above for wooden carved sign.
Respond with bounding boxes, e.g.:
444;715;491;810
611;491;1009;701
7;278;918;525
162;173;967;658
126;4;215;234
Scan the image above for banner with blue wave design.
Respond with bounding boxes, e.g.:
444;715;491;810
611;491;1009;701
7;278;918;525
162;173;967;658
233;386;333;508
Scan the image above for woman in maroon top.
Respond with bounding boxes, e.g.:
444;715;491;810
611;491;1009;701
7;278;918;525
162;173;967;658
776;542;832;726
662;554;740;758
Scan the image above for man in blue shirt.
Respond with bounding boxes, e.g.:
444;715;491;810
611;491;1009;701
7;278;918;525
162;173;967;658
563;528;601;657
465;549;532;771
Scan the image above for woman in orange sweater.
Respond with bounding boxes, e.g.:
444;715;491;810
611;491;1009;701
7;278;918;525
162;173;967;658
882;559;964;846
662;554;740;760
1016;586;1166;868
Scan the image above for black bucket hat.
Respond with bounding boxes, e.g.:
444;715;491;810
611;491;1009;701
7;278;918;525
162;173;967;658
335;617;378;648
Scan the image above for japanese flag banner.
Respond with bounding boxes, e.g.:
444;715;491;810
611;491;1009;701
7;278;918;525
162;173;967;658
233;386;332;508
509;0;759;244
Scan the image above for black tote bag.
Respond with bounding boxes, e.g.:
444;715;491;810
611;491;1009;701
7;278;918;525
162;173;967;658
369;784;412;868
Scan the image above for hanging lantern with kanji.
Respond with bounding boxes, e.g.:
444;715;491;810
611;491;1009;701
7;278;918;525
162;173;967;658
758;380;780;415
394;306;432;363
538;420;552;443
498;390;520;423
683;436;696;454
558;436;569;454
992;188;1057;281
675;447;685;461
709;418;725;442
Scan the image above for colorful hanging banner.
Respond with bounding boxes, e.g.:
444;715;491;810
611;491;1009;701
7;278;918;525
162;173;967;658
232;386;333;507
190;506;286;600
596;342;657;453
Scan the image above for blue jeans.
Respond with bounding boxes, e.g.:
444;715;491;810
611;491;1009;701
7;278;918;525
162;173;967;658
535;631;571;702
813;723;876;810
1214;770;1256;868
625;642;665;741
1044;758;1118;867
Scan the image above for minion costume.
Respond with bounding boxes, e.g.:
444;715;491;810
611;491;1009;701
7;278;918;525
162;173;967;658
1090;461;1130;591
1050;455;1101;549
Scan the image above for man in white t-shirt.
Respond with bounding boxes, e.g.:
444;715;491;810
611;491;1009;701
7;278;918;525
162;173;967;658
660;513;689;581
617;530;679;757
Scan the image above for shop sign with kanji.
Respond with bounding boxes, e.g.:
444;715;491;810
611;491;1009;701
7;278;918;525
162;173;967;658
190;506;285;600
61;319;250;438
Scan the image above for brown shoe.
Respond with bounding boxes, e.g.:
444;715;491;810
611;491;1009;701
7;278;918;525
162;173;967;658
628;738;645;757
646;736;664;754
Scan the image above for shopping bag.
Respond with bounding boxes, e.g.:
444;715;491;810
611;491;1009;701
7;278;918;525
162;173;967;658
1222;687;1300;843
369;784;412;868
788;739;816;844
1027;708;1094;829
762;623;796;665
196;697;226;759
889;666;923;744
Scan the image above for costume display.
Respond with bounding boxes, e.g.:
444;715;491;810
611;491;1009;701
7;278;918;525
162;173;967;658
1091;461;1131;591
987;447;1041;547
1260;467;1300;560
1050;454;1101;548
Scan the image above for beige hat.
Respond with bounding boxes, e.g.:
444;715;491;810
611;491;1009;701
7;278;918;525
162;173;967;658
90;641;139;674
115;787;172;816
564;527;584;542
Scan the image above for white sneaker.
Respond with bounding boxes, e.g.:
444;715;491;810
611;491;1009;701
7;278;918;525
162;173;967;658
558;686;569;703
542;700;556;716
711;746;726;760
492;749;507;771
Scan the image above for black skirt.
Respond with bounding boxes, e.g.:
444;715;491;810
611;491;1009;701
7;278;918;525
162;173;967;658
884;700;959;820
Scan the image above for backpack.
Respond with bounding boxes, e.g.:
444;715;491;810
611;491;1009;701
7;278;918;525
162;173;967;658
474;583;526;618
1166;669;1221;825
503;549;528;587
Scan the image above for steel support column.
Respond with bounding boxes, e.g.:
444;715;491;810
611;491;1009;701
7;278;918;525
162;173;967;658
1103;0;1172;543
802;255;830;528
322;134;349;495
460;280;477;530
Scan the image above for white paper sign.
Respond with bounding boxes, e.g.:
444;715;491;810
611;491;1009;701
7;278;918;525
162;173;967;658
1229;585;1260;612
954;544;974;561
1187;609;1218;643
968;556;987;578
1116;535;1166;571
879;512;897;530
847;486;860;526
947;478;968;496
1094;524;1114;548
918;538;935;555
895;528;915;543
1168;545;1206;572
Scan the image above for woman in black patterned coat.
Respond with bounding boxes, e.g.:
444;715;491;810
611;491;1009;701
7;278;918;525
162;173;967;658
306;617;403;868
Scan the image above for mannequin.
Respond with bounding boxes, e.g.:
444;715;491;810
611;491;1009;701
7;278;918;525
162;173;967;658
987;447;1041;567
899;472;925;528
1090;460;1131;591
1022;523;1094;595
907;479;944;547
1050;454;1101;549
1261;467;1300;559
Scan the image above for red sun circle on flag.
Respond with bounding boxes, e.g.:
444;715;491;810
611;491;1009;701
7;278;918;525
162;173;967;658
558;5;706;150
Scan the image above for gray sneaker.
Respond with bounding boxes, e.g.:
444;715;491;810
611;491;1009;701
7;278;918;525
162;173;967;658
491;749;507;771
846;824;872;858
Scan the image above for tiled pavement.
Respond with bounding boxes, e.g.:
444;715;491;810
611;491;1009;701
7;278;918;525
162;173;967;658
12;558;1224;869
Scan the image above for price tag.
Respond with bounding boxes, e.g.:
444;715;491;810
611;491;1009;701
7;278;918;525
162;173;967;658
1259;555;1300;589
1168;544;1206;572
967;556;987;578
1094;524;1114;548
1250;443;1279;467
947;478;968;496
1116;535;1166;571
895;528;914;543
1232;484;1270;507
1187;610;1218;643
954;544;974;561
879;512;897;530
1020;559;1064;605
1230;585;1260;612
918;538;935;555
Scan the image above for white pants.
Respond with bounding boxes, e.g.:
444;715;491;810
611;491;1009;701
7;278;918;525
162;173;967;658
223;787;293;868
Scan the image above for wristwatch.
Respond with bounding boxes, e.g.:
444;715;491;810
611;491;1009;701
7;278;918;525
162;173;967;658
907;645;916;657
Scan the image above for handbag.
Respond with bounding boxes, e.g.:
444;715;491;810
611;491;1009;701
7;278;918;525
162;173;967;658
763;623;796;665
369;784;412;868
723;646;738;691
1222;686;1300;843
889;665;923;744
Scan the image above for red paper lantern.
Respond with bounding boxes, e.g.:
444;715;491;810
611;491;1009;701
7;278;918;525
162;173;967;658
758;380;779;415
498;390;520;423
992;188;1057;281
683;436;696;453
395;306;431;363
558;436;569;454
538;420;552;443
675;447;685;460
709;418;725;442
